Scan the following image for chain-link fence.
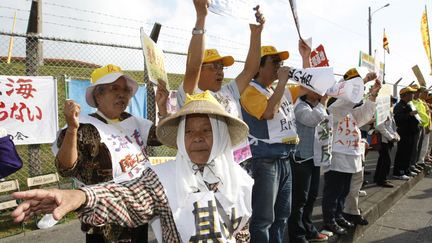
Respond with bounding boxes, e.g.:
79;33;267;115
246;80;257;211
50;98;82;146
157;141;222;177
0;31;246;190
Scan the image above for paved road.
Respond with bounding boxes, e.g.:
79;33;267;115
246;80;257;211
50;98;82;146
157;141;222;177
356;174;432;243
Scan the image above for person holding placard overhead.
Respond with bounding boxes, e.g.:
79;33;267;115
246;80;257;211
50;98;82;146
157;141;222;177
178;0;264;115
178;0;264;164
322;69;380;235
239;44;295;243
288;40;329;243
53;64;169;243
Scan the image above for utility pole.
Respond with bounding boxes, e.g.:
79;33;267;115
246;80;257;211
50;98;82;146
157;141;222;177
26;0;43;176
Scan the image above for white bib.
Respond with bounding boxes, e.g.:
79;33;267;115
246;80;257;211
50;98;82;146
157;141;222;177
150;161;251;243
248;82;298;144
313;114;333;166
332;114;362;155
79;115;152;183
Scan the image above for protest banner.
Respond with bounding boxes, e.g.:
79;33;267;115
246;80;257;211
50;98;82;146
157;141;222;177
326;77;364;104
288;67;336;96
375;95;390;126
209;0;260;22
314;114;333;167
140;28;169;89
412;65;427;86
359;51;384;78
0;76;58;145
310;44;329;67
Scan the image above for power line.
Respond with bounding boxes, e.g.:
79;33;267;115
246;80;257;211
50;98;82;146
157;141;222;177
44;12;153;31
44;1;152;25
44;21;140;39
0;5;30;13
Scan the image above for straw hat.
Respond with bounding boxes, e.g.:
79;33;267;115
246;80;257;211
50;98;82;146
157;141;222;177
86;64;138;107
156;91;249;148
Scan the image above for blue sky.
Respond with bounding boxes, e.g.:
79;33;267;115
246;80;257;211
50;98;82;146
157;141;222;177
0;0;430;87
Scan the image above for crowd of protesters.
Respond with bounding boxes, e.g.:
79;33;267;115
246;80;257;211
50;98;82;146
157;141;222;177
9;0;432;243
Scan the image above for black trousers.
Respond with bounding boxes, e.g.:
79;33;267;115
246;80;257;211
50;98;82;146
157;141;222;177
322;171;352;225
85;224;148;243
410;128;422;166
394;132;415;175
288;159;320;243
374;142;393;183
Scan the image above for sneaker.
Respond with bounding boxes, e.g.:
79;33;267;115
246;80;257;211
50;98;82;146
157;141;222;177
393;175;410;180
343;213;369;226
417;163;426;169
359;190;367;197
412;168;422;173
335;218;355;228
408;171;418;176
308;233;329;242
319;230;333;237
324;222;347;235
377;180;394;188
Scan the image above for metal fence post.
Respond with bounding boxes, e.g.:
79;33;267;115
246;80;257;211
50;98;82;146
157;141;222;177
145;23;162;156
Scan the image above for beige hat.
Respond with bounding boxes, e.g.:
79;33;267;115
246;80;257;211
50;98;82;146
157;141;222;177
156;91;249;148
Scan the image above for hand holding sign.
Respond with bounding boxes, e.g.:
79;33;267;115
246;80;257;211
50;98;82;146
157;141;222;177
363;72;377;83
278;66;291;84
298;39;312;62
155;79;169;117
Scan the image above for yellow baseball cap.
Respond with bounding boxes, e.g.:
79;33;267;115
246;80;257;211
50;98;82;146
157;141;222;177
203;49;234;67
410;84;420;90
85;64;138;107
343;68;361;81
399;86;417;95
260;46;289;60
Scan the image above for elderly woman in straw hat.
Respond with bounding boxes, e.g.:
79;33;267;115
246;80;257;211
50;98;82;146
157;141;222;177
53;64;169;242
13;91;254;243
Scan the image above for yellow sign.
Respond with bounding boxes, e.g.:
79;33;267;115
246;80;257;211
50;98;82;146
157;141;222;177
140;28;169;88
359;51;384;77
421;8;432;75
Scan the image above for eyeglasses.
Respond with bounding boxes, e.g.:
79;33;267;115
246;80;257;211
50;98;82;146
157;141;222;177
202;62;226;71
271;59;284;66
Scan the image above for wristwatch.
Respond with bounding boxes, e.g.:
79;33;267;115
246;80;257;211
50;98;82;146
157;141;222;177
192;28;205;35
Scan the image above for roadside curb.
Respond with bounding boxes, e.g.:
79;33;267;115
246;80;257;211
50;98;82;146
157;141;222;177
334;170;427;242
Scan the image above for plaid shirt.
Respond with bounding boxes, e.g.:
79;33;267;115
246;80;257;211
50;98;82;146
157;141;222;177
79;168;181;242
55;112;159;242
79;167;250;242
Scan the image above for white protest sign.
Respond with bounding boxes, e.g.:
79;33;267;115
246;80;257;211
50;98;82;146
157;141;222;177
374;51;382;82
375;96;390;126
288;67;336;96
408;101;422;122
314;114;333;167
209;0;260;22
0;76;58;145
326;77;364;104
